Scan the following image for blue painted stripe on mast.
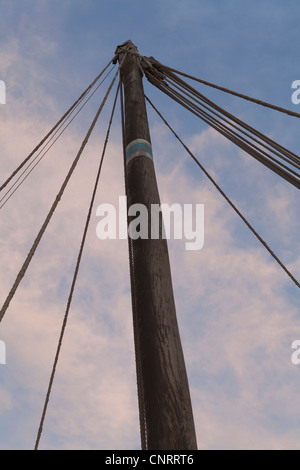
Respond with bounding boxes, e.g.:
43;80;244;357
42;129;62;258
126;139;153;163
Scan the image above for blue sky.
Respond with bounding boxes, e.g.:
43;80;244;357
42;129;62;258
0;0;299;450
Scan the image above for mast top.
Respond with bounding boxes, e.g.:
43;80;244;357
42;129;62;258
114;40;139;63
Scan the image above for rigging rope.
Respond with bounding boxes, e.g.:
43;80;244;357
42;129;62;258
0;57;116;195
155;77;300;185
144;68;300;189
145;95;300;290
0;64;116;211
0;61;124;324
163;74;300;171
161;67;300;166
157;62;300;119
34;81;120;451
120;79;148;451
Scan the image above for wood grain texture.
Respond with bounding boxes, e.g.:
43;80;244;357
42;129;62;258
119;42;197;450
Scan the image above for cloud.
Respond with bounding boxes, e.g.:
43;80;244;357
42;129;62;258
0;15;299;451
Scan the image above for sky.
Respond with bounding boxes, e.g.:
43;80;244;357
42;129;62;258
0;0;299;450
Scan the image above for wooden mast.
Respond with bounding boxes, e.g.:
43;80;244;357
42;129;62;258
116;40;197;450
